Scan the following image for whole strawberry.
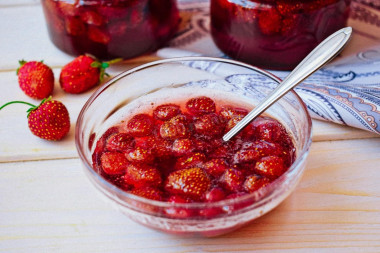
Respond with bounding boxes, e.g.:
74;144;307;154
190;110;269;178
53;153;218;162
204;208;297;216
0;97;70;141
59;55;120;94
17;60;54;99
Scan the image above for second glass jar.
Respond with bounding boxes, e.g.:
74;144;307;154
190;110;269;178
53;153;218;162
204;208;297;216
41;0;180;60
210;0;351;70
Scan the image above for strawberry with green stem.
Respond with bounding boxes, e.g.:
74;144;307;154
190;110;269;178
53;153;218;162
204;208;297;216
17;60;55;99
59;55;122;94
0;97;70;141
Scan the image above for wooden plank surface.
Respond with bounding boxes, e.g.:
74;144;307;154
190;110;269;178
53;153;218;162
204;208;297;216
1;1;380;252
0;138;379;252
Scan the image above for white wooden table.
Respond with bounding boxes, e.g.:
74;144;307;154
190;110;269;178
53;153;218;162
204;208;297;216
1;1;380;252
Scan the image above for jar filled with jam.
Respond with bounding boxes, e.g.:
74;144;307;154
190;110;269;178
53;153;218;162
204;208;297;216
210;0;351;70
41;0;180;60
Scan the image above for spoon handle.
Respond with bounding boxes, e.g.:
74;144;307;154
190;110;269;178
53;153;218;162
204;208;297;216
223;27;353;142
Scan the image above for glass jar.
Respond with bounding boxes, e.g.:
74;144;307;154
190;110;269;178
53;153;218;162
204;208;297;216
41;0;180;60
210;0;351;70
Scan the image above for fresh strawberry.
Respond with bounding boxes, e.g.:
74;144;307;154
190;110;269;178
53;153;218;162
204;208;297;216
59;55;118;94
153;104;181;121
221;168;245;192
126;114;154;137
174;152;206;170
194;113;225;138
172;138;194;156
100;151;129;175
125;146;154;164
204;158;229;177
105;133;135;152
0;97;70;141
186;96;216;115
17;60;54;99
243;174;270;193
255;156;286;179
165;167;211;200
124;163;162;188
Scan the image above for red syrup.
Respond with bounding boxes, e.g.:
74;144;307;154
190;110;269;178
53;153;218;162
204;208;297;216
92;96;296;216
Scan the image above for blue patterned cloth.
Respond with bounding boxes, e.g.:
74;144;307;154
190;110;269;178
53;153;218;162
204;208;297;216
157;0;380;134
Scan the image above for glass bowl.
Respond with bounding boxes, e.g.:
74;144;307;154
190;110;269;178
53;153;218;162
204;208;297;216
75;57;312;237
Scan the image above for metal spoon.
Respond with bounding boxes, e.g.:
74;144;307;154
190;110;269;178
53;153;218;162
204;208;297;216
223;26;353;142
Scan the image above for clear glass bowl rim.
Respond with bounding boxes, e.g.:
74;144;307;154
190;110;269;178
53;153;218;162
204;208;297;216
75;56;313;210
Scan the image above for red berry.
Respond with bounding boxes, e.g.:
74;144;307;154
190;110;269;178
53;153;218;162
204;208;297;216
165;167;211;200
209;145;232;159
64;17;85;36
126;114;154;137
233;140;283;164
150;137;173;157
125;146;154;164
255;156;286;179
243;174;271;193
26;99;70;141
57;1;78;17
81;10;104;26
129;186;163;201
59;55;104;94
194;113;225;137
92;127;120;168
124;163;162;188
204;158;229;177
258;8;283;35
100;151;129;175
87;26;111;44
174;152;206;170
105;133;135;152
153;104;181;121
224;192;252;212
172;138;194;156
219;106;248;122
165;195;195;218
225;114;245;133
251;116;287;143
186;96;216;115
159;120;189;140
205;187;226;202
17;60;54;99
221;168;245;192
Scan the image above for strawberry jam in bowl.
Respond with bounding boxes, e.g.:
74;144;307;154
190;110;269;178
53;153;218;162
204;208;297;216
75;57;312;236
210;0;351;70
41;0;180;60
